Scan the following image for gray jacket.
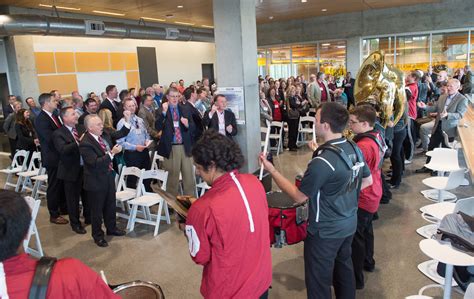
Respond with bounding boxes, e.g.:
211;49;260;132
426;93;468;137
307;80;331;107
3;113;17;140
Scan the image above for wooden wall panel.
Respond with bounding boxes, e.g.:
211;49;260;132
38;74;78;94
110;53;125;71
75;52;110;72
55;52;76;73
126;71;140;89
35;52;56;74
124;53;139;70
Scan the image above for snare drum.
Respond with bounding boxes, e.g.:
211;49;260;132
267;191;308;248
112;280;165;299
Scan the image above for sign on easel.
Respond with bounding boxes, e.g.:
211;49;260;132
216;87;245;125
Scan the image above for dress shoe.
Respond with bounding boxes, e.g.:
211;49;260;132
364;265;375;272
389;184;399;189
50;216;69;225
94;238;108;247
106;229;126;236
72;226;87;234
415;167;431;174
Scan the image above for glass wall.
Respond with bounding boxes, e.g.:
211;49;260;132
257;40;346;79
363;29;473;76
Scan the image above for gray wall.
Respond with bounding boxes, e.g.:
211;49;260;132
257;0;474;46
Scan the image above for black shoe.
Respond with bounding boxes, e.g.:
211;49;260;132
364;265;375;272
389;184;399;189
431;171;438;176
72;226;87;234
415;167;431;174
373;212;379;221
94;238;108;247
356;284;365;290
106;229;126;236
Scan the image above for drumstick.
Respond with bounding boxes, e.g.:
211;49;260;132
100;270;108;284
259;121;271;180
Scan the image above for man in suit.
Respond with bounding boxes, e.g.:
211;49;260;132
182;86;204;144
343;72;356;108
53;107;88;234
307;72;332;108
78;98;99;134
203;94;237;139
416;79;469;173
462;65;473;103
138;94;161;151
79;114;126;247
25;97;41;123
35;93;68;225
155;87;195;197
3;95;17;119
99;85;120;127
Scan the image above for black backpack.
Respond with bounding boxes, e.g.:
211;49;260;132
353;130;387;169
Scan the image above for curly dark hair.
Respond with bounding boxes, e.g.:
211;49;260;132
192;129;245;172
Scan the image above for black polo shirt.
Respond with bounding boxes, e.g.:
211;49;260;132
299;137;371;239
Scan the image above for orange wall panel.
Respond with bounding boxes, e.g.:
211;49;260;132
110;53;125;71
124;53;139;70
75;52;110;72
38;74;78;95
35;52;56;74
126;71;140;89
55;52;76;73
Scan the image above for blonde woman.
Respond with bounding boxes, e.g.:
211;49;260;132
97;108;131;144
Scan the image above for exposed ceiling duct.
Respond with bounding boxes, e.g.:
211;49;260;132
0;14;214;42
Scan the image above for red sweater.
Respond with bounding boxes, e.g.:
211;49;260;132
186;171;272;298
0;254;119;299
356;133;383;213
406;82;419;120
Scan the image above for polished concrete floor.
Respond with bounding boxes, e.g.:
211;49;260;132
1;143;472;298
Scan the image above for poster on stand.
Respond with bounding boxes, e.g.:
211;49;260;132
216;87;245;125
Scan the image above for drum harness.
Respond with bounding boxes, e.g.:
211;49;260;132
230;171;255;233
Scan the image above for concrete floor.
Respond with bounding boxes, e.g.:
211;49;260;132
2;144;472;298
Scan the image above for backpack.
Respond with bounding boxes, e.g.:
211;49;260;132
353;130;387;169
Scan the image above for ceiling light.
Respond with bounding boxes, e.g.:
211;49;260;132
337;45;346;48
142;17;165;22
201;25;214;29
321;8;327;12
177;5;183;8
405;40;413;43
39;4;81;11
321;43;330;46
302;0;307;2
174;21;195;26
268;16;274;20
92;10;125;16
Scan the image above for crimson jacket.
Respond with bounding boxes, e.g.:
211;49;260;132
0;254;119;299
186;170;272;298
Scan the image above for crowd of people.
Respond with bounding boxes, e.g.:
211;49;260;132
0;64;472;298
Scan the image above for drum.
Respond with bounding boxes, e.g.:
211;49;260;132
267;191;308;248
112;281;165;299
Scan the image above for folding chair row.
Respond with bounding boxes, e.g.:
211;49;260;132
0;150;30;189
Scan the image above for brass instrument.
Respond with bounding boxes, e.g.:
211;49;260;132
354;51;407;127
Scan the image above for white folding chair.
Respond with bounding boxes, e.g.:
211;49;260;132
196;181;211;197
23;196;43;258
260;127;268;149
115;166;143;220
297;116;314;146
16;152;42;192
421;169;466;202
30;168;48;201
127;169;171;236
0;150;30;189
151;152;165;171
269;121;284;155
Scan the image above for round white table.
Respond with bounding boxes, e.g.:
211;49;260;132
419;239;474;299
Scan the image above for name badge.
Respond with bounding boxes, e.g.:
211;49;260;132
174;121;179;128
263;107;268;111
320;87;324;91
275;104;279;108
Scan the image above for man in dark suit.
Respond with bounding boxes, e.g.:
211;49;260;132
3;95;17;119
202;94;237;140
99;85;120;127
53;107;88;234
35;93;68;225
343;72;356;108
155;87;195;197
78;98;99;132
182;86;204;144
79;114;126;247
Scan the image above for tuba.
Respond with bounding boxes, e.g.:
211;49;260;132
354;51;407;127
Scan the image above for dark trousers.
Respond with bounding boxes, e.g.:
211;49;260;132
351;209;375;288
259;290;269;299
63;168;89;228
287;118;299;150
426;122;453;163
8;138;16;159
124;149;152;192
304;231;355;299
88;173;117;241
389;128;407;186
45;166;64;218
403;118;415;161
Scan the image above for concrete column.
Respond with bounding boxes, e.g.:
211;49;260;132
5;36;40;101
346;36;362;75
213;0;260;173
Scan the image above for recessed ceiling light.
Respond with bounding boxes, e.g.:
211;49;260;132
177;5;183;8
142;17;165;22
268;16;274;20
302;0;307;2
321;43;330;46
39;4;81;11
174;21;195;26
92;10;125;16
337;45;346;48
201;25;214;29
321;8;327;12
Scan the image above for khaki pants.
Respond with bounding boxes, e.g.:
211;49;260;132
162;145;196;197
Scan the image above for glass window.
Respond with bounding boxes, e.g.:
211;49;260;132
363;37;394;64
257;48;267;77
319;40;346;77
268;46;292;79
432;31;469;76
291;44;317;79
396;35;430;73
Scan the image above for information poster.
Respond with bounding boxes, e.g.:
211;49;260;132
216;87;245;124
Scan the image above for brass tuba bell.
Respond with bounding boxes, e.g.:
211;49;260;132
354;51;407;127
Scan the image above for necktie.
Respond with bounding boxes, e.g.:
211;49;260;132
71;127;80;144
51;114;61;128
98;136;113;172
173;107;182;144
